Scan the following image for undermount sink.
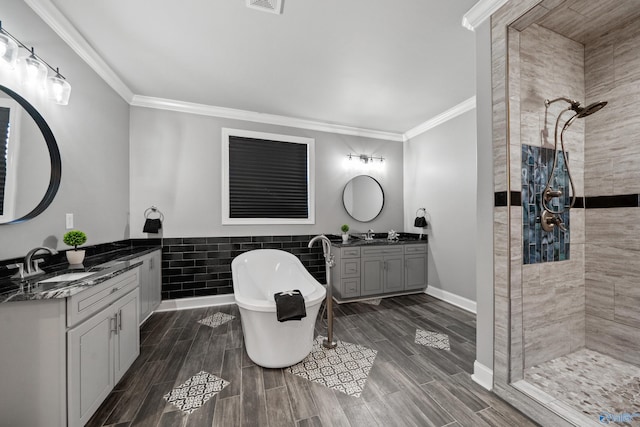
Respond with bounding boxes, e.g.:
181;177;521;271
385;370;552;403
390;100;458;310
38;272;95;283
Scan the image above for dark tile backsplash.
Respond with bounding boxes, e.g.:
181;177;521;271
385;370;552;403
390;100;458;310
160;235;325;300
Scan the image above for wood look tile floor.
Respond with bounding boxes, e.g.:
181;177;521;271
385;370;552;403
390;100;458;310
87;294;539;427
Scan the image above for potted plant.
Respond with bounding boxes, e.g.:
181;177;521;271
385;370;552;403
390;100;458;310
341;224;350;243
63;230;87;265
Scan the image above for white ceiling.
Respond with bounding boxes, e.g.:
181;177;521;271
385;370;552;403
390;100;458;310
42;0;477;134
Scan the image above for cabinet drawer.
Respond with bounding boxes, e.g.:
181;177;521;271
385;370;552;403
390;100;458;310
67;269;139;327
361;246;403;256
404;244;427;254
341;247;361;258
341;278;360;298
340;258;360;278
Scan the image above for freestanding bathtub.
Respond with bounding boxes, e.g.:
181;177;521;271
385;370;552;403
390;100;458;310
231;249;326;368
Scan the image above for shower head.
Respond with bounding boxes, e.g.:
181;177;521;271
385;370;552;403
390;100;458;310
572;101;607;118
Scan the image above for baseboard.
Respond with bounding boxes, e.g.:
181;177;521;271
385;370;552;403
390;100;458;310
425;286;477;313
156;294;236;312
472;360;493;391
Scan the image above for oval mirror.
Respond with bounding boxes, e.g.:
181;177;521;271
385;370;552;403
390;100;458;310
342;175;384;222
0;85;61;224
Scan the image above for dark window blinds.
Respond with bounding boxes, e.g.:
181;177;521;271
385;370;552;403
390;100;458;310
0;107;9;216
228;135;309;219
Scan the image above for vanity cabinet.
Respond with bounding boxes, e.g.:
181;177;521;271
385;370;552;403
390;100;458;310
136;249;162;324
67;287;139;427
331;242;427;302
0;268;140;427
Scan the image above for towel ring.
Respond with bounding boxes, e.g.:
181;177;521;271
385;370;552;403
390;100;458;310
415;207;426;218
144;206;164;222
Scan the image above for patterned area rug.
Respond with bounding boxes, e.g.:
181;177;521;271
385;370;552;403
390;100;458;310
163;371;229;414
415;329;450;350
286;336;377;397
197;312;235;328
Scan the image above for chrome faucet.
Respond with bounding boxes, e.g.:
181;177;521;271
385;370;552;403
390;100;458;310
18;247;58;278
308;235;337;349
365;229;374;240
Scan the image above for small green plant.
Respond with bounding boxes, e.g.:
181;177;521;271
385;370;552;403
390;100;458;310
63;230;87;250
341;224;350;233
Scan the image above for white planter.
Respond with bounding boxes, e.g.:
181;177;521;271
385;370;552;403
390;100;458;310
342;233;349;243
66;250;85;265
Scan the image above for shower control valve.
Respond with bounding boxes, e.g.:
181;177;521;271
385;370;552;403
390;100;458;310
544;188;563;202
541;210;567;232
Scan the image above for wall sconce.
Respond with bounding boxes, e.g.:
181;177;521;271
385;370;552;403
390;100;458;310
347;153;385;164
0;21;71;105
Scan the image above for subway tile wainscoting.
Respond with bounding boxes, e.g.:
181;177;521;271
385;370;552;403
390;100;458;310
161;235;325;300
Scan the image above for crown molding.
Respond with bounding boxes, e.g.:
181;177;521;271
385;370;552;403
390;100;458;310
131;95;404;142
403;96;476;141
25;0;135;103
462;0;509;31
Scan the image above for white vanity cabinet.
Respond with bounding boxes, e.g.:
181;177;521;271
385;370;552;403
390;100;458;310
0;268;140;427
136;249;162;324
331;242;427;302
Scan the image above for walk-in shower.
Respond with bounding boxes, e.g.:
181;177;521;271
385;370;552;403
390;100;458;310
540;97;607;232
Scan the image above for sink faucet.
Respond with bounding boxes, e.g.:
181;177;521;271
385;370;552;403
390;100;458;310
24;247;58;277
365;229;374;240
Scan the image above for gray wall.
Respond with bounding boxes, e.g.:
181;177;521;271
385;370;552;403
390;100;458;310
403;109;477;301
584;16;640;366
474;20;494;373
0;1;131;260
517;24;586;370
129;107;403;238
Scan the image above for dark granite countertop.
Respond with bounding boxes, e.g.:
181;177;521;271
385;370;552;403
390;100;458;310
0;246;160;304
326;232;428;247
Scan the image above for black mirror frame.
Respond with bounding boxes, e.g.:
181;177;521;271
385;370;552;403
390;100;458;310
0;85;62;224
342;174;385;223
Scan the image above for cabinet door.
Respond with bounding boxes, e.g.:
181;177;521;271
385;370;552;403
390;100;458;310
383;256;404;293
149;251;162;311
114;289;140;383
341;277;361;298
361;256;384;296
138;255;151;324
405;253;427;290
68;306;114;427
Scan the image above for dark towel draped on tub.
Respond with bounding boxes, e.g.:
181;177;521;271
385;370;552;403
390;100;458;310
274;290;306;322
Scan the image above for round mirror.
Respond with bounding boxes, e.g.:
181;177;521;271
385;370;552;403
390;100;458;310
0;85;61;224
342;175;384;222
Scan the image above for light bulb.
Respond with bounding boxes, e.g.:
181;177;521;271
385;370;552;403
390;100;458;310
0;33;18;68
47;72;71;105
19;52;47;87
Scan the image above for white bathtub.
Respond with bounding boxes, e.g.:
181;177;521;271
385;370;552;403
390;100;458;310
231;249;326;368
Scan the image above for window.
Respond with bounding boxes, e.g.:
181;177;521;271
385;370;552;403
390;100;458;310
221;128;315;224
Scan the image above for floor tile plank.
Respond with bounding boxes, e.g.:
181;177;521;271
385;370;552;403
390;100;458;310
265;386;296;427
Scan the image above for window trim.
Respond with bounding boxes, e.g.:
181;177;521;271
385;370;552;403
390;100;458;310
221;128;315;225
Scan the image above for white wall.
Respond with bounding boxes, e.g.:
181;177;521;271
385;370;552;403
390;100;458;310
403;109;477;301
129;107;403;238
474;21;494;373
0;2;131;260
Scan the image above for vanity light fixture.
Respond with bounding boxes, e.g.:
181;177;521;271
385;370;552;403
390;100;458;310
347;153;385;164
0;21;71;105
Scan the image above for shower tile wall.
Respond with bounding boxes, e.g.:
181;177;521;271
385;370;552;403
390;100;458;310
517;24;586;369
584;15;640;366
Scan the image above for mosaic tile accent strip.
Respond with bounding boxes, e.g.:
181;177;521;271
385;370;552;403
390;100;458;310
197;312;235;328
525;349;640;419
286;335;377;397
522;144;571;264
163;371;229;414
360;298;381;306
414;329;450;351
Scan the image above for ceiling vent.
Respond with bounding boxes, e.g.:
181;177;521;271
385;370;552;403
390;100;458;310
246;0;283;14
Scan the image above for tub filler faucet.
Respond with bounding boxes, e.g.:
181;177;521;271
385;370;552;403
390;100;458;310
308;235;337;349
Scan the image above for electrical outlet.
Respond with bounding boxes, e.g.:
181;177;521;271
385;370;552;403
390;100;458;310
66;213;74;229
